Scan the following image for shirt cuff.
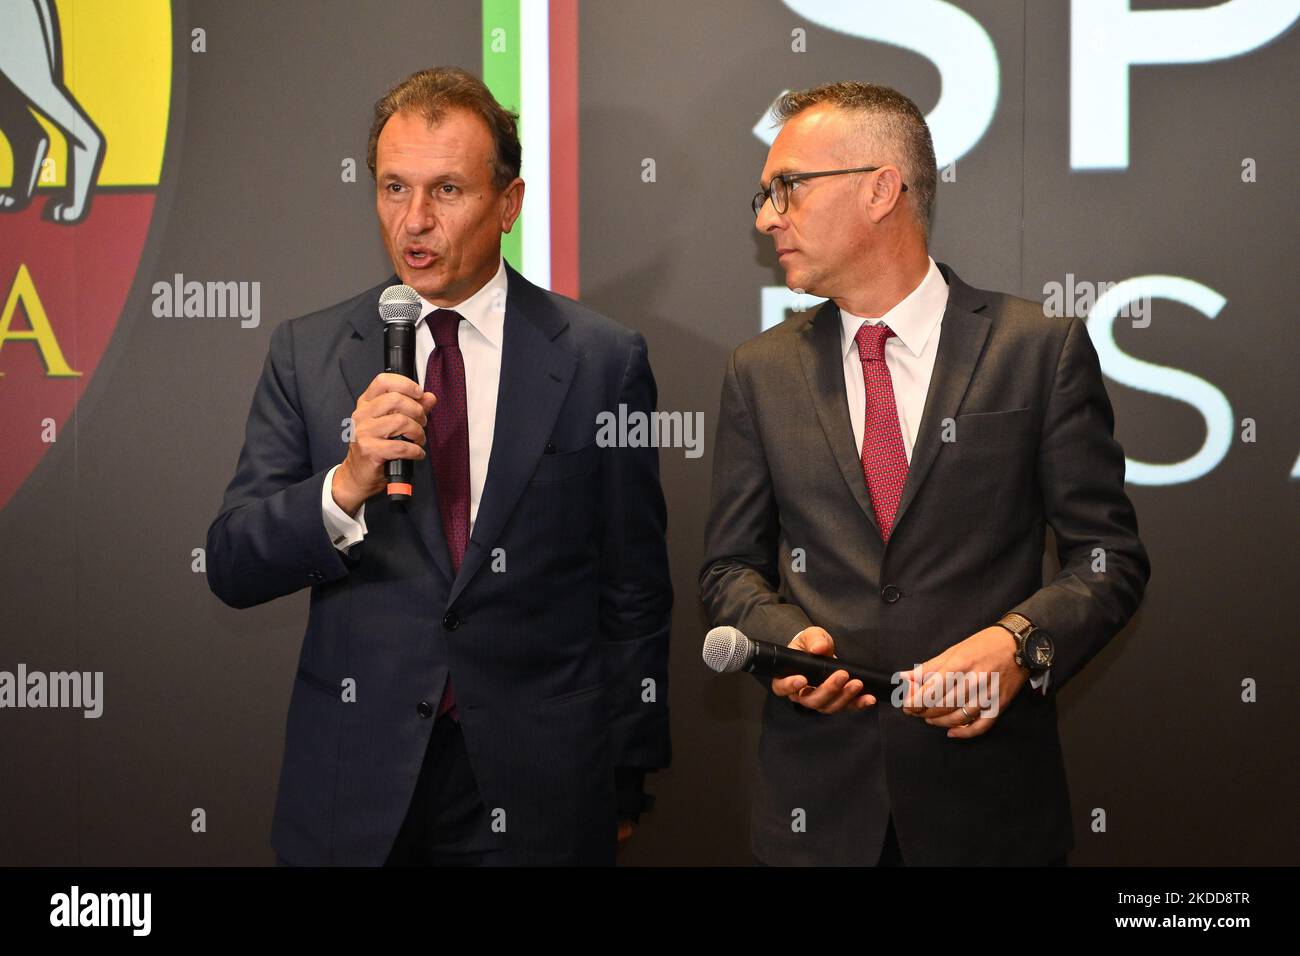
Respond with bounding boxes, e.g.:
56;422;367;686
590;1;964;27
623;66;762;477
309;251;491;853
321;464;367;553
1030;668;1050;694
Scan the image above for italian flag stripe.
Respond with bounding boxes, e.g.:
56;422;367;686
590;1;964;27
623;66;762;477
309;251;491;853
482;0;580;298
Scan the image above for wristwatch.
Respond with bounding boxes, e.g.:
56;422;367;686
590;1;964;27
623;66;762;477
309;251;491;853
997;613;1054;673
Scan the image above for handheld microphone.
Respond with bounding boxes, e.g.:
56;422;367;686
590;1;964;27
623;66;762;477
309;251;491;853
378;284;423;502
701;625;894;697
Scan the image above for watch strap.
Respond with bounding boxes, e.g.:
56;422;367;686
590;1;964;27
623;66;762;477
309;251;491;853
997;612;1033;637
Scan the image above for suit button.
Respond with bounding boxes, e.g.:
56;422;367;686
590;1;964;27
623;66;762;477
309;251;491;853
443;612;461;630
416;701;433;719
881;585;901;604
307;569;323;582
544;440;556;454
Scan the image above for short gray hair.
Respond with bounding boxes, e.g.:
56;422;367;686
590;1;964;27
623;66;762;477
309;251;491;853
773;82;936;242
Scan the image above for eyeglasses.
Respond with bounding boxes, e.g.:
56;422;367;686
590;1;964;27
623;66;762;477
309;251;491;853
751;165;907;217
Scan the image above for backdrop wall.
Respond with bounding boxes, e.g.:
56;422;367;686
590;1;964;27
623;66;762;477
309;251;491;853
1;0;1296;865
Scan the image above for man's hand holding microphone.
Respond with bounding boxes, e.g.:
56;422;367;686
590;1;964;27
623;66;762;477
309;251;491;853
770;626;878;714
331;374;437;516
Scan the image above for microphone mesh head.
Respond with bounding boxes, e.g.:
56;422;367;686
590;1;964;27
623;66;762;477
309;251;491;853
379;284;422;324
702;626;752;674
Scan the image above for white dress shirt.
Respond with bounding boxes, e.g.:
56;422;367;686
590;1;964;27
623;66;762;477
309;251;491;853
321;256;508;552
839;256;948;464
838;256;1048;693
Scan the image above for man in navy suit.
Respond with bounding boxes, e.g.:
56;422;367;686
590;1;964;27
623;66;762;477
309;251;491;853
206;67;671;865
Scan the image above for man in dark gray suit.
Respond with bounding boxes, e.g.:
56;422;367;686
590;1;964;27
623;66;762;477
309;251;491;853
700;83;1149;866
207;67;671;865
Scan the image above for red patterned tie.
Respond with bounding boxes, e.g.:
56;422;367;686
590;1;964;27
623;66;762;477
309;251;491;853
855;322;908;543
425;309;469;720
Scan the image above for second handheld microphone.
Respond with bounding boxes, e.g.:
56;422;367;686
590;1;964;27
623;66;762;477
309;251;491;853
701;625;894;697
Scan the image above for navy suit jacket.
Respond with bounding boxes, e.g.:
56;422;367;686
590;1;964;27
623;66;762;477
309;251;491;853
207;261;672;865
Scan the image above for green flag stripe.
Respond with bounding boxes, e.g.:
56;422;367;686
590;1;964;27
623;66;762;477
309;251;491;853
482;0;522;271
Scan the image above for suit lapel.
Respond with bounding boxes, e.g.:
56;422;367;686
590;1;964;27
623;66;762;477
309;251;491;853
448;262;575;607
797;299;881;534
891;263;991;534
794;262;991;540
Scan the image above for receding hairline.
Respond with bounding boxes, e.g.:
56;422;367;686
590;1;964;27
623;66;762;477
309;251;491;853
766;104;911;187
796;103;909;168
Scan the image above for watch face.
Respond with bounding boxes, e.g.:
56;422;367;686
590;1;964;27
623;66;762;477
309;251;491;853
1027;631;1054;668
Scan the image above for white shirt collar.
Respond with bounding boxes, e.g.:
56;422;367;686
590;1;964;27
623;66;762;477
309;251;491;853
418;256;507;350
840;256;948;360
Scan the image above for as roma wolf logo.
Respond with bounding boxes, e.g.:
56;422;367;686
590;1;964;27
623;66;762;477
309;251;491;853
0;0;173;512
0;0;105;222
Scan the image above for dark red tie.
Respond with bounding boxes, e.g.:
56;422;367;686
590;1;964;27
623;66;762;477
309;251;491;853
855;322;908;543
425;309;469;720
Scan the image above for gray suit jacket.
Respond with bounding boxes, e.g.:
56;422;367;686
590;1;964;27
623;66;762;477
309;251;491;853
700;262;1149;865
